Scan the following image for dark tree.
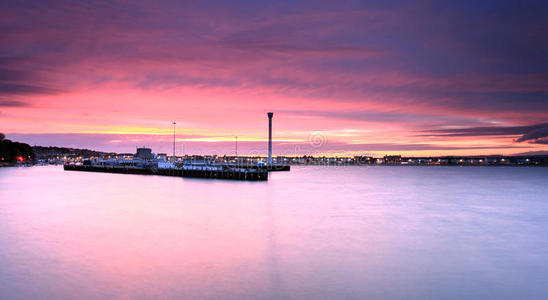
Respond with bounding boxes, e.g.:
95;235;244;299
0;134;35;163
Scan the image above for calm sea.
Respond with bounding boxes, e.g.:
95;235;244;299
1;165;548;299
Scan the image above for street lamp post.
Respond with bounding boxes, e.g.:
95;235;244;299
172;121;176;161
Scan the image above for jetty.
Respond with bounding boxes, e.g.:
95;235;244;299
63;112;292;181
64;164;269;181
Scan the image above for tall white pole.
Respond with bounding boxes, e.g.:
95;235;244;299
268;112;273;165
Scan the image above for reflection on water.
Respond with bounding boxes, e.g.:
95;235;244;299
1;166;548;299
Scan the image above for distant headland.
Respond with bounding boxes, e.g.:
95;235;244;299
0;133;35;166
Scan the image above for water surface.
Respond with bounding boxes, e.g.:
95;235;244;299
1;166;548;299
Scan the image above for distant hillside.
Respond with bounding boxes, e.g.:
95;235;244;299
32;146;116;159
0;133;35;162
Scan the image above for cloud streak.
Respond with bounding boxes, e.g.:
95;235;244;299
421;123;548;145
7;133;530;155
0;99;29;107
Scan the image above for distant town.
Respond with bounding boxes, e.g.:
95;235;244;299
2;133;547;168
22;146;548;167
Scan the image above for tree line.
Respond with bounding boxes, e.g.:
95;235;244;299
0;133;35;162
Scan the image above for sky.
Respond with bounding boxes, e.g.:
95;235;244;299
1;0;547;156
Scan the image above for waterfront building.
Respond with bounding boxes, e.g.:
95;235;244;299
135;147;153;160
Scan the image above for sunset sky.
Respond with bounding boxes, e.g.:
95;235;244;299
1;0;547;156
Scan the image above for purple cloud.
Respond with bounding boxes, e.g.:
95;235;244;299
420;123;548;144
